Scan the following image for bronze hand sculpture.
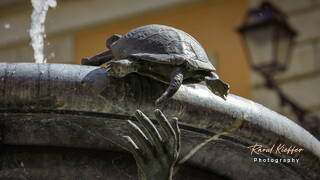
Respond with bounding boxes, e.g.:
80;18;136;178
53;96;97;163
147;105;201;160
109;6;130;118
123;109;180;180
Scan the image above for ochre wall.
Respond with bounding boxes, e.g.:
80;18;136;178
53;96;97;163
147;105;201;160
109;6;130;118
75;0;251;98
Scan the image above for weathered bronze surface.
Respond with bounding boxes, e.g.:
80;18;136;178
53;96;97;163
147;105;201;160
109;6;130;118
82;24;229;105
0;63;319;179
124;109;180;180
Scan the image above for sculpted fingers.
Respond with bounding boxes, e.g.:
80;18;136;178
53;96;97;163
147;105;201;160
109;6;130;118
127;120;155;157
124;109;181;180
170;117;181;159
154;109;181;161
123;135;144;166
154;109;177;142
135;110;163;146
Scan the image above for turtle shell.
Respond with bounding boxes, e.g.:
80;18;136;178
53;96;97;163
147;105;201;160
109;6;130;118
110;24;215;71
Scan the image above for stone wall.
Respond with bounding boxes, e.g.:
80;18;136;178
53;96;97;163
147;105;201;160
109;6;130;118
249;0;320;122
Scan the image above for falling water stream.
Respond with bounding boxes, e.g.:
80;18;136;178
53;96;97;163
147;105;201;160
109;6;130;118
29;0;57;63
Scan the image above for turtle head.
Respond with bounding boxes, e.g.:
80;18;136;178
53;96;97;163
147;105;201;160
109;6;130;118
106;34;122;49
205;73;229;100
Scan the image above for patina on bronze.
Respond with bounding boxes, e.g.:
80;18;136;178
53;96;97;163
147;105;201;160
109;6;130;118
124;109;180;180
0;63;320;179
82;24;229;105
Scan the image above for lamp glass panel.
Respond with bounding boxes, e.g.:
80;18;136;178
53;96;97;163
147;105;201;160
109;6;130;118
244;25;275;67
276;28;293;68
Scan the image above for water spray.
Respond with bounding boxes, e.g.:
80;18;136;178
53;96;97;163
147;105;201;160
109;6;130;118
29;0;57;63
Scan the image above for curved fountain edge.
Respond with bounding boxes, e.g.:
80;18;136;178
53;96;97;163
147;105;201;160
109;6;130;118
176;86;320;158
0;63;320;153
0;63;319;166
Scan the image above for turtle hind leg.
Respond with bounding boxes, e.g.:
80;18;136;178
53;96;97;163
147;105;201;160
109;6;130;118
205;72;229;100
82;50;114;66
155;68;184;105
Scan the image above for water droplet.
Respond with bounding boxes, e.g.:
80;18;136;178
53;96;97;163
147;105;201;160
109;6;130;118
49;52;55;58
4;23;11;29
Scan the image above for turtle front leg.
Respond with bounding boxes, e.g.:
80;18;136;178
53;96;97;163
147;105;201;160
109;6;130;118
106;59;139;78
205;72;229;100
155;68;184;105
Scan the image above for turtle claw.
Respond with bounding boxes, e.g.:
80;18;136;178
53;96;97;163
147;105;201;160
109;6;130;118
105;62;125;78
155;97;166;106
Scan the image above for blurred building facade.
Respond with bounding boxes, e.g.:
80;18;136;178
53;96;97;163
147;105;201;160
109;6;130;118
249;0;320;122
0;0;319;123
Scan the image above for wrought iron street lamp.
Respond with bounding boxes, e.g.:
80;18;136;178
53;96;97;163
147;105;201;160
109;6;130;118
238;1;296;75
238;2;320;139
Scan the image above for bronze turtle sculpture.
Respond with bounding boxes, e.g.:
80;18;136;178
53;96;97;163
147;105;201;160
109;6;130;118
82;24;229;105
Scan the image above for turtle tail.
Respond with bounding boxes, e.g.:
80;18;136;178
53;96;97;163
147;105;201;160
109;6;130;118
81;50;114;66
155;68;184;105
